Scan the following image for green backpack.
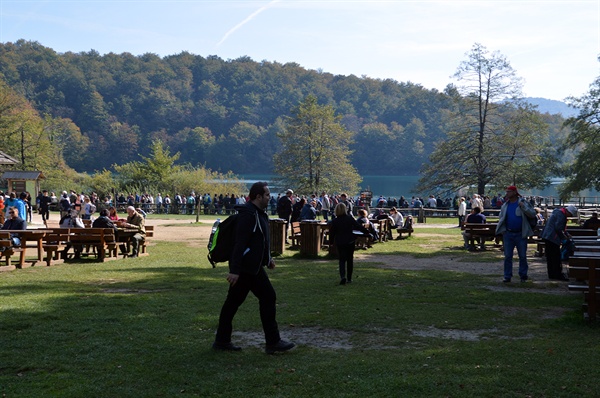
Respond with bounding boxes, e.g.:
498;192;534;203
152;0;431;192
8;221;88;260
207;215;238;268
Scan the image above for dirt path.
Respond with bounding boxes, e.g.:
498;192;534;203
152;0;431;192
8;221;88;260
146;218;557;285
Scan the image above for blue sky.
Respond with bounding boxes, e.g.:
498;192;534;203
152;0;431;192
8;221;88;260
1;0;598;101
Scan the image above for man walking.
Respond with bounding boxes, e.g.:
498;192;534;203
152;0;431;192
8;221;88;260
214;182;295;354
495;186;536;283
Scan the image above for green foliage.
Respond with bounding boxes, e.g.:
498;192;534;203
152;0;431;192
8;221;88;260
274;95;361;194
559;64;600;199
417;43;555;196
0;39;545;177
85;169;117;199
0;224;599;397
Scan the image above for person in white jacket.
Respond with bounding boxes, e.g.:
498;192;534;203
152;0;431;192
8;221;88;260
457;197;467;227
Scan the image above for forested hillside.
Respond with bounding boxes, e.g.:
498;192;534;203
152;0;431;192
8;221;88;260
0;40;566;176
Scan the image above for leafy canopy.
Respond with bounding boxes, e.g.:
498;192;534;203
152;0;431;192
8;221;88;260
274;95;361;194
417;43;554;196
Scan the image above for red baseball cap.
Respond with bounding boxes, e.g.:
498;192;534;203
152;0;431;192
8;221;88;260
506;186;520;196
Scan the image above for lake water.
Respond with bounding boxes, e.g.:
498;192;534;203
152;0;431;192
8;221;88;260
238;174;600;202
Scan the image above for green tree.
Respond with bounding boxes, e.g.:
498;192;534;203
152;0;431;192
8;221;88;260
559;66;600;198
274;95;361;194
417;43;553;195
113;139;180;193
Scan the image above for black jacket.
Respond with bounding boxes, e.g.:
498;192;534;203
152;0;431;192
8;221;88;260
277;196;292;219
230;202;270;275
1;217;27;231
329;214;369;246
92;216;118;233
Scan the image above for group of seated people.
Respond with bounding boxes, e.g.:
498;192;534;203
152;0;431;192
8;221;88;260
355;207;413;245
0;204;146;259
60;206;146;258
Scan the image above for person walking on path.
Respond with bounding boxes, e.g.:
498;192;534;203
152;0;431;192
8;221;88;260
213;182;295;354
495;186;537;283
329;202;371;285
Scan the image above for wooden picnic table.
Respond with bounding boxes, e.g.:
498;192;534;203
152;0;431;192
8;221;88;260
461;223;502;250
572;251;600;258
3;229;47;266
574;245;600;252
299;221;328;257
567;256;600;320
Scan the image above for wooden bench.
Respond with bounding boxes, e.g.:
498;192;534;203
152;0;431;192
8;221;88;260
375;218;391;242
290;222;301;247
567;256;600;321
461;223;501;250
567;228;598;237
42;229;72;266
139;225;154;254
535;229;599;257
395;216;414;239
66;228;117;262
0;232;25;268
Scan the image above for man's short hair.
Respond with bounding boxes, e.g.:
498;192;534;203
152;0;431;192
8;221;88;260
100;209;109;217
249;182;269;201
473;207;481;214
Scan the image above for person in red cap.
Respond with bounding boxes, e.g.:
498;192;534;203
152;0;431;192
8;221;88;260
495;186;537;283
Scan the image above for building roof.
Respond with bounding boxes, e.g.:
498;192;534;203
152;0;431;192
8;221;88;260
0;151;19;165
2;171;45;180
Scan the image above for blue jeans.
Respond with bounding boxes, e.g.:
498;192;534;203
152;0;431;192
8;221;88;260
503;231;528;280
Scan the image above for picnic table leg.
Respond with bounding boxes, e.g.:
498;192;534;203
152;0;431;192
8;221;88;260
97;244;105;262
37;239;43;262
18;249;25;269
589;263;597;321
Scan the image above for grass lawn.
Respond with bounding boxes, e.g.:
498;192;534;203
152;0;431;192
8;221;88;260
0;219;599;397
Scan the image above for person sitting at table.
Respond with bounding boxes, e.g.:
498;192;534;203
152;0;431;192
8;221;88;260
299;199;317;221
389;207;404;237
462;206;486;251
582;212;600;230
1;207;27;250
374;208;394;240
2;207;27;231
357;208;378;243
120;206;146;258
108;206;119;221
92;208;118;232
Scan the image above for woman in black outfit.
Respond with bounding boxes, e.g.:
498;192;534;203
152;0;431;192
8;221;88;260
329;203;370;285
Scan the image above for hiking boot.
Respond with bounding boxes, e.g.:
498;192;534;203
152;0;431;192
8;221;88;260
265;340;295;354
502;278;511;283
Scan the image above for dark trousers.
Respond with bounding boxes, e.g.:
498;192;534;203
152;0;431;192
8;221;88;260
338;242;356;281
131;233;144;254
215;267;280;345
544;239;563;278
